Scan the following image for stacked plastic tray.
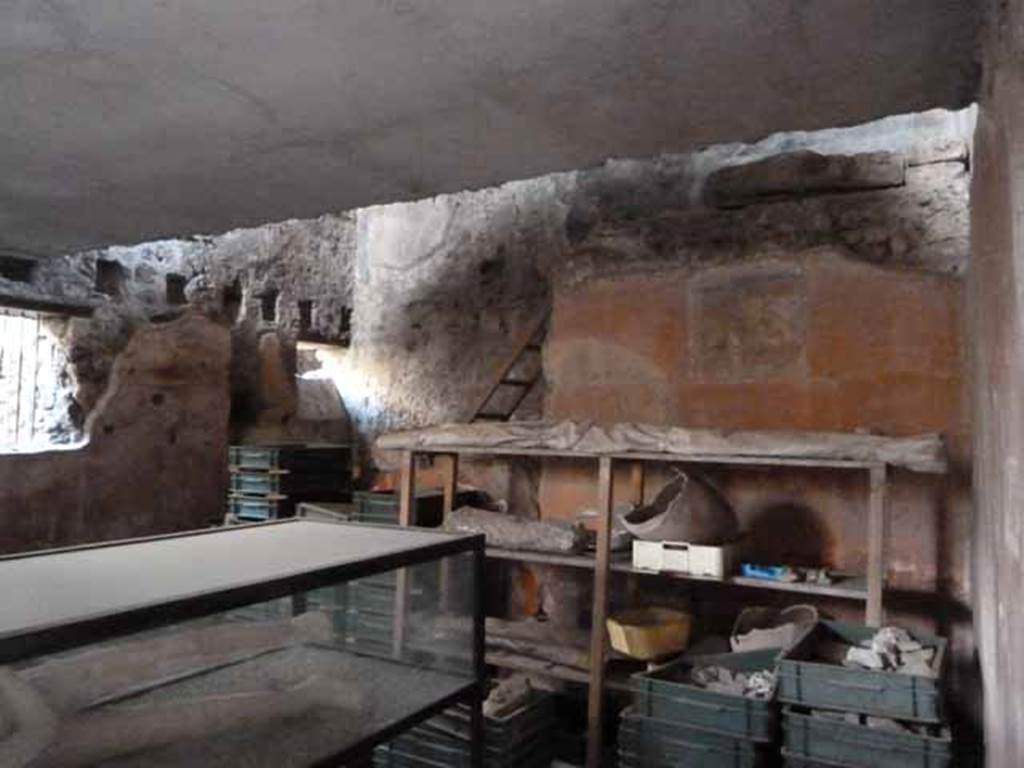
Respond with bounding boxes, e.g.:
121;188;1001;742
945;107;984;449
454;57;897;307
621;648;781;767
776;621;952;768
374;688;555;768
343;490;468;659
225;443;352;523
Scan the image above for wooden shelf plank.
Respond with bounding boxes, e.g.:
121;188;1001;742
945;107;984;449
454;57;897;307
396;439;894;768
400;445;881;470
485;651;634;693
486;547;625;569
485;547;868;601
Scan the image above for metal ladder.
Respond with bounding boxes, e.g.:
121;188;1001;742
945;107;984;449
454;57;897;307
468;311;549;422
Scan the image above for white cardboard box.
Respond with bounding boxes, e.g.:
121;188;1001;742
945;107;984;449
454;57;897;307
632;538;742;579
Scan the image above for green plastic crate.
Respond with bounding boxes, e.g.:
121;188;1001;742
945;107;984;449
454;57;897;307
348;586;397;614
618;707;770;768
229;470;351;498
631;648;781;742
229;443;352;473
353;490;448;527
376;691;555;768
782;706;952;768
781;749;857;767
226;494;290;521
229;471;288;495
776;621;946;723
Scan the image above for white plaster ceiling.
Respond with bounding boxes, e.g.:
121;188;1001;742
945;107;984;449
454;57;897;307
0;0;979;256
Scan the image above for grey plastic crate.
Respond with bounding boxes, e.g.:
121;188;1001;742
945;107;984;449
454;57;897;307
349;586;397;613
631;648;780;742
375;688;555;768
353;489;475;528
782;749;856;768
776;621;946;723
782;706;951;768
229;443;352;473
618;707;770;768
229;470;351;498
226;494;290;521
229;471;288;495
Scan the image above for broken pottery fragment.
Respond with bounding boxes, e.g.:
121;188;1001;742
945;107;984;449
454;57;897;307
619;470;738;544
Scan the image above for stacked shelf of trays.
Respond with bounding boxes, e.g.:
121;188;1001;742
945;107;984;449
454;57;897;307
225;443;353;523
777;622;952;768
620;648;781;768
300;491;471;660
374;687;556;768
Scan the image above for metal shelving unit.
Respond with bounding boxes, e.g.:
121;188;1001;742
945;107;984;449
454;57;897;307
0;519;487;767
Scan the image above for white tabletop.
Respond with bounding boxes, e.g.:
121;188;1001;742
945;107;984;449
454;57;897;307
0;521;468;639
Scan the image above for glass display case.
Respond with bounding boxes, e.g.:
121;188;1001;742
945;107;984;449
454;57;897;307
0;519;485;767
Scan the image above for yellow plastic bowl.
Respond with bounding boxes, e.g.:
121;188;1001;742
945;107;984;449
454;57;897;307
607;607;692;661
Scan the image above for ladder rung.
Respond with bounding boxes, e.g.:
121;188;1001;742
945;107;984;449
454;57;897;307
524;344;543;352
500;379;534;387
475;413;508;421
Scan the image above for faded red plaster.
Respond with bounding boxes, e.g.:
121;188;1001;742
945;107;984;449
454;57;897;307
541;248;968;595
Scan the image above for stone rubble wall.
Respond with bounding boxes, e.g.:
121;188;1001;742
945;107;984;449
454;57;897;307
0;312;230;551
0;107;973;508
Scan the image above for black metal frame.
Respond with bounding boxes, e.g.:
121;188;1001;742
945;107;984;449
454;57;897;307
0;518;484;662
470;542;487;767
0;518;487;766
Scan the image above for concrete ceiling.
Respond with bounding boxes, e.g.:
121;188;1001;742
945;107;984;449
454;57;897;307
0;0;979;256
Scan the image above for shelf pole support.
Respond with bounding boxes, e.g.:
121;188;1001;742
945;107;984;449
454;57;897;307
398;450;417;527
469;538;486;768
442;453;459;519
439;453;459;613
393;450;417;659
625;461;645;605
586;456;614;768
629;461;645;506
867;463;888;625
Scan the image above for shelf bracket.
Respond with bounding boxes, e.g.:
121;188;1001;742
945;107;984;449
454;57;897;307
866;463;888;625
586;456;614;768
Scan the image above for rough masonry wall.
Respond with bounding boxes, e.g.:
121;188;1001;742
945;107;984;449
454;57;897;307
0;214;356;443
968;2;1024;764
0;314;230;553
348;175;571;439
0;109;973;554
0;109;971;452
353;110;973;452
0;216;354;553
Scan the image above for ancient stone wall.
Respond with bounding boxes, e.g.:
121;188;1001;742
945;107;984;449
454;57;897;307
0;109;973;557
0;314;230;552
0;216;353;552
351;109;973;456
0;214;356;444
537;181;978;749
0;110;972;453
